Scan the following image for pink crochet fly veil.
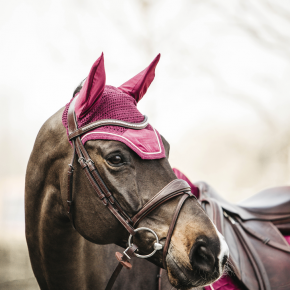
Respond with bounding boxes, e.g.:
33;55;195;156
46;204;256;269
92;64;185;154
62;53;166;160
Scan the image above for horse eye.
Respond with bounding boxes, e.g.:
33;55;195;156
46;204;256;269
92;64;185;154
108;155;123;165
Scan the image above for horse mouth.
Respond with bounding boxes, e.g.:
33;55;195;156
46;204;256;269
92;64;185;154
166;250;221;289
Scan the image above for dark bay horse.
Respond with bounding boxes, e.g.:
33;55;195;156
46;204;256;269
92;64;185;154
108;169;290;290
25;54;229;290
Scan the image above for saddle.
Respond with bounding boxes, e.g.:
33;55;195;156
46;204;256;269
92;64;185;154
196;182;290;290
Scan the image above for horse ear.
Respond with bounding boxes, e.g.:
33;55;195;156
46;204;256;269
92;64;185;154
118;54;160;103
75;53;106;118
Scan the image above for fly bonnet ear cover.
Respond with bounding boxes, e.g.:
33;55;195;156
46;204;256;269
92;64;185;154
62;53;166;159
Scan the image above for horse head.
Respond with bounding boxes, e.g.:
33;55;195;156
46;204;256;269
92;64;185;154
26;53;228;290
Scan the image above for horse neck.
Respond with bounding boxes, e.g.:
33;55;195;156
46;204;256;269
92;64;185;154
26;178;114;290
25;110;96;289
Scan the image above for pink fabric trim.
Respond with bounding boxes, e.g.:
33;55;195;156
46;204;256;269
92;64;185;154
204;275;241;290
284;235;290;244
172;168;199;198
122;128;161;154
62;85;166;160
81;128;165;160
63;55;165;160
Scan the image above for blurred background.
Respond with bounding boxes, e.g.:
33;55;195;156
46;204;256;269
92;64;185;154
1;0;290;288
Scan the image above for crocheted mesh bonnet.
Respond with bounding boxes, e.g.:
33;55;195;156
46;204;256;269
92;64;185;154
62;53;165;160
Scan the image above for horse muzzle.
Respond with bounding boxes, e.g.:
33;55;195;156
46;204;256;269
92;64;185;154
165;235;229;289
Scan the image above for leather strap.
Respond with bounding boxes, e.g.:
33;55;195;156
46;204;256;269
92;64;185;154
105;244;138;290
162;194;189;269
67;98;137;235
132;179;193;227
231;221;271;290
157;268;162;290
237;217;290;253
67;146;75;214
67;140;76;229
104;190;193;290
75;137;136;235
76;137;133;223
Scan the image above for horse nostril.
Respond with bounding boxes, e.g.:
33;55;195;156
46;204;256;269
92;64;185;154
198;246;208;257
221;254;228;267
190;244;215;272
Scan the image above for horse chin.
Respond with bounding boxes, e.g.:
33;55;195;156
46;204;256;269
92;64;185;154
166;253;221;289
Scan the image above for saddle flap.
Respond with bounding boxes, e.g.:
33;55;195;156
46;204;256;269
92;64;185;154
197;181;290;221
196;181;260;220
202;196;290;290
242;219;290;250
202;198;260;290
238;186;290;215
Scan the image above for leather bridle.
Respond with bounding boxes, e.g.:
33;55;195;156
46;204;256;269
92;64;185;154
66;96;196;290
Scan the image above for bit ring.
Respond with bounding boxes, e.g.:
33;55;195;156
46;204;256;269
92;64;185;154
128;227;163;259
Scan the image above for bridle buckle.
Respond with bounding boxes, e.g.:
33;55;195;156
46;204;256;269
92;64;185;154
78;157;86;163
86;159;95;165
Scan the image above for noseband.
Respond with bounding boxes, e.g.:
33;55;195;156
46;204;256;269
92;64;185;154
66;96;196;290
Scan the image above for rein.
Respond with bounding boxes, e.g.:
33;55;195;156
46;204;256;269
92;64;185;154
66;96;196;290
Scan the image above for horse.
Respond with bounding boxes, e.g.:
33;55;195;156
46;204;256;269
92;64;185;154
25;53;229;290
106;168;290;290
